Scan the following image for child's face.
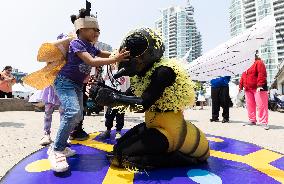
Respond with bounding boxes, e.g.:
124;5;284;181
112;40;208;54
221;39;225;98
80;28;100;43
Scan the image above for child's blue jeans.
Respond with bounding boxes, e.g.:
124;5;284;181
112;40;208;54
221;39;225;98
53;75;83;151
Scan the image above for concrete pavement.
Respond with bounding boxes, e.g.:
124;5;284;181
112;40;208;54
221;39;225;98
0;107;283;179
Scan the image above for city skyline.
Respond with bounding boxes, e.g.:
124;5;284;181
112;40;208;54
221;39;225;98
229;0;284;86
0;0;230;73
155;1;202;62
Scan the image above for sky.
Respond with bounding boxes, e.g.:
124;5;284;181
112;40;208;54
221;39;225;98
0;0;231;73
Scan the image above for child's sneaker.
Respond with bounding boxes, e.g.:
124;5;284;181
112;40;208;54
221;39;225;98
40;134;52;146
62;147;76;157
47;145;76;157
115;131;122;140
66;139;72;147
48;149;69;172
98;130;111;139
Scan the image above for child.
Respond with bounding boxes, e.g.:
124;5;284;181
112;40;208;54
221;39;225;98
38;34;68;146
39;85;61;146
47;8;130;172
99;64;130;140
197;87;206;110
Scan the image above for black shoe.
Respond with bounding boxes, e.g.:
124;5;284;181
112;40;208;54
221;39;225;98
222;119;229;123
210;118;219;122
69;129;89;141
98;130;111;140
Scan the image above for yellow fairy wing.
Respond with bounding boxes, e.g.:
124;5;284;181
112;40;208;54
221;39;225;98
37;43;65;63
23;60;66;90
37;37;73;62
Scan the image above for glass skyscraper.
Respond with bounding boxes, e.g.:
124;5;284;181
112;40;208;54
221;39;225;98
274;0;284;68
229;0;284;86
155;0;202;62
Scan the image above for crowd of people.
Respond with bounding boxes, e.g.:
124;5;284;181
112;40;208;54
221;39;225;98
0;5;280;174
1;49;277;170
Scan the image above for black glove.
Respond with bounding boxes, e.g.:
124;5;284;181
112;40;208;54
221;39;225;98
95;88;117;106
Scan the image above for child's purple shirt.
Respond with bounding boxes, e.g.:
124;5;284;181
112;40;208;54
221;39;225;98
59;39;101;84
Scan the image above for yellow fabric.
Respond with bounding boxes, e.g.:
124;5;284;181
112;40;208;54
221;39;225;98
23;37;74;89
145;111;209;159
131;57;208;158
131;58;195;112
191;130;209;157
145;111;183;151
154;127;175;152
37;43;65;62
22;60;65;90
179;122;200;153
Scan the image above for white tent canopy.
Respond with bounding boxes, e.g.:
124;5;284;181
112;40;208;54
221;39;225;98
12;83;36;98
12;83;32;93
185;15;276;81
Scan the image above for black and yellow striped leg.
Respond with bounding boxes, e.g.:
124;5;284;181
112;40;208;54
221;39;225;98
111;126;169;168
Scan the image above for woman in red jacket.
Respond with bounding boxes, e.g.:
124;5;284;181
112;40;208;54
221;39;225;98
239;51;269;130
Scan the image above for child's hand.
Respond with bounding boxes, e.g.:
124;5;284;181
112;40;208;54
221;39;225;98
114;48;130;62
256;87;263;92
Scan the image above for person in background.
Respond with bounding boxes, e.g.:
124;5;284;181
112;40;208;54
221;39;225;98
191;83;198;110
99;64;130;140
197;86;206;110
0;66;16;98
210;76;231;123
239;50;269;130
39;85;61;146
269;85;279;101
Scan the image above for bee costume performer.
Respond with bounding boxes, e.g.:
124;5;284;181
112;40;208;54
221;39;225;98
91;28;210;169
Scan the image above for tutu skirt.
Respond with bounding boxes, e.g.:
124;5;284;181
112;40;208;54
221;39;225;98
39;86;60;105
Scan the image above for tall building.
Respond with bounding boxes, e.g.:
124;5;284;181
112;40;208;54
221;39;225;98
95;41;113;52
273;0;284;93
155;0;202;62
229;0;284;86
273;0;284;67
229;0;245;37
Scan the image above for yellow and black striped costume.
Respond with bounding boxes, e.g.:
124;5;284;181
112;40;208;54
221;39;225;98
95;28;209;169
145;111;209;162
131;59;210;162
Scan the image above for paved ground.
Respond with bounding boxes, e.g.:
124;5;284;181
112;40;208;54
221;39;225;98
0;107;283;180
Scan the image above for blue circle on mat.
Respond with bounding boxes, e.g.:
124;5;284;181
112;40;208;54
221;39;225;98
187;169;222;184
1;131;283;184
